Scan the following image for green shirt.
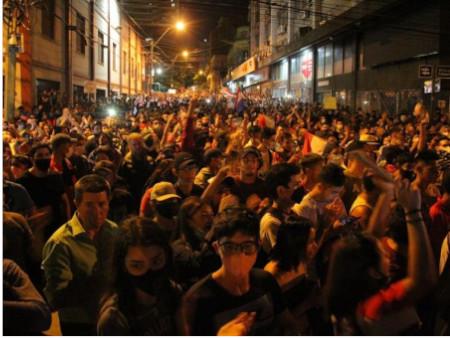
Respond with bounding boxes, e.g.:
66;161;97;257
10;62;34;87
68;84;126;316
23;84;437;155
41;213;119;324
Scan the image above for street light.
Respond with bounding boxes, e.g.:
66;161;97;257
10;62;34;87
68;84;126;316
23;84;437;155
175;20;186;31
148;20;186;93
182;50;189;58
156;67;163;75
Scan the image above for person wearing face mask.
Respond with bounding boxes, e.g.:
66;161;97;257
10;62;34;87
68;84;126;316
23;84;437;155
97;217;182;336
179;207;299;335
173;152;204;200
172;196;220;288
18;144;71;238
50;133;77;207
119;132;155;205
292;163;347;242
150;181;182;240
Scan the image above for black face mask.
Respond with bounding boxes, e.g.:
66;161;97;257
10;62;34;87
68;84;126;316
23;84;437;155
155;201;180;219
35;158;51;172
129;268;168;295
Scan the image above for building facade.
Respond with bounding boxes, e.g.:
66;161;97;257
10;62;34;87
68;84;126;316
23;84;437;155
3;0;146;113
231;0;450;114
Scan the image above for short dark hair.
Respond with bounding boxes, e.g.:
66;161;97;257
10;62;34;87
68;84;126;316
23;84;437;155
300;153;323;169
29;143;52;158
319;163;346;187
11;155;32;168
212;207;259;242
265;163;301;199
74;174;111;204
415;150;440;164
270;216;312;271
262;127;276;140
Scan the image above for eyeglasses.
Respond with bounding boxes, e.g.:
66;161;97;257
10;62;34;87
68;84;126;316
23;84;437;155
219;241;259;255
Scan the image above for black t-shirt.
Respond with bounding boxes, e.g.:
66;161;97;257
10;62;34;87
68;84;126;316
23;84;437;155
230;177;268;205
97;282;181;336
182;269;286;335
175;184;204;201
18;171;65;209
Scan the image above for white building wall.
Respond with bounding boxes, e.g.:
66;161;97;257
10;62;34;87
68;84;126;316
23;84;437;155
71;0;90;87
94;0;108;91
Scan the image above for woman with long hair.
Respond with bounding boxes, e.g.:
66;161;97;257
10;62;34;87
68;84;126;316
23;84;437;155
264;216;319;334
97;216;181;335
325;180;437;335
172;196;219;288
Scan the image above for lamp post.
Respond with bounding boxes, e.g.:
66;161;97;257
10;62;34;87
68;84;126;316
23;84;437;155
148;20;185;93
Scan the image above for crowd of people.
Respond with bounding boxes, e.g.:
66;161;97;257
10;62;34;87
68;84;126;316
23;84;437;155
3;92;450;336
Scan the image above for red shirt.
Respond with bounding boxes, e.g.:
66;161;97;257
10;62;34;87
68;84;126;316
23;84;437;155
429;197;450;262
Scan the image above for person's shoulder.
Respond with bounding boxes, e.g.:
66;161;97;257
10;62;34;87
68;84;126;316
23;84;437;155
97;294;130;335
183;274;214;302
105;219;120;231
260;212;281;226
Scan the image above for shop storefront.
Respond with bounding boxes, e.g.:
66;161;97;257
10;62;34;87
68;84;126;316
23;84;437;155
290;48;314;103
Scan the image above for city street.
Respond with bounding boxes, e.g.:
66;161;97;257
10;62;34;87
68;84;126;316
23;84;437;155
2;0;450;336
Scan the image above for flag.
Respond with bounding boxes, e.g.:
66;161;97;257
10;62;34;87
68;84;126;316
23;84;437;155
302;130;328;156
235;88;246;113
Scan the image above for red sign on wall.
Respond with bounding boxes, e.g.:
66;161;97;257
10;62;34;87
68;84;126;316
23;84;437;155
301;58;313;79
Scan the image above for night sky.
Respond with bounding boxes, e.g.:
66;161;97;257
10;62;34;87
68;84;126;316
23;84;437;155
119;0;249;63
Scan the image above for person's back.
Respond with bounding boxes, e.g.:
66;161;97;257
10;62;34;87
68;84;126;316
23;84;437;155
3;259;52;335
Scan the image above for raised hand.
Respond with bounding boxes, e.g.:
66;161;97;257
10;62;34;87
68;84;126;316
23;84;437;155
217;312;256;336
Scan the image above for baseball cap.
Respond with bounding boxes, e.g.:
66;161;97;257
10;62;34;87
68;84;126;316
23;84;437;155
151;182;181;202
51;133;76;149
174;152;197;170
241;146;261;160
344;140;366;153
359;133;380;146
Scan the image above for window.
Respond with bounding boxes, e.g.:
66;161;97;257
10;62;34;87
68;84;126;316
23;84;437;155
290;53;301;74
98;31;104;65
333;42;343;75
112;43;117;71
41;0;55;39
76;13;86;55
123;51;127;74
325;43;333;77
137;62;140;79
317;46;325;79
344;40;354;73
272;60;288;81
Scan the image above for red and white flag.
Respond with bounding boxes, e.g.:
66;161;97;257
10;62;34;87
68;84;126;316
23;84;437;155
302;130;328;156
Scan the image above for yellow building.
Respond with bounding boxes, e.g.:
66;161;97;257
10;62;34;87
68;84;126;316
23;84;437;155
3;0;146;113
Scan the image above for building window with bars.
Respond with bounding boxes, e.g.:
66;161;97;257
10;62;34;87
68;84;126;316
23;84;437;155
112;43;117;71
41;0;55;39
76;13;86;55
98;31;105;65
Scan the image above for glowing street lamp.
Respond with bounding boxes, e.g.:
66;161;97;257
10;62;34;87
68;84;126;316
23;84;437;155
175;21;186;31
182;50;189;58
